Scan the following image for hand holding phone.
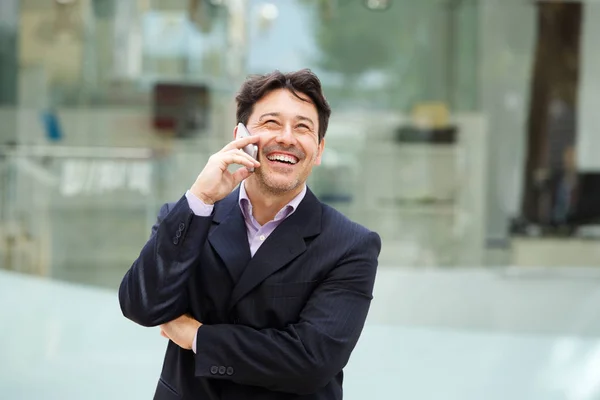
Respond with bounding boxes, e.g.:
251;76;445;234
189;124;260;205
236;123;258;172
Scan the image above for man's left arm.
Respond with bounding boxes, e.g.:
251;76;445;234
193;231;381;395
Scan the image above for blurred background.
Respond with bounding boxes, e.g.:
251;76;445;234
1;0;600;399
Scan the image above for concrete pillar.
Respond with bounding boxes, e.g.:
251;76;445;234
478;2;537;263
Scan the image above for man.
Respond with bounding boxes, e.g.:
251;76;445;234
119;69;381;400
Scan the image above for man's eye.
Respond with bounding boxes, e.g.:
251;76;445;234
297;124;310;130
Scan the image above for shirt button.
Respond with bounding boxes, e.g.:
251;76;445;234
259;235;266;241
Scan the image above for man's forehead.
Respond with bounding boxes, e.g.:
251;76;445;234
257;89;314;107
251;93;317;119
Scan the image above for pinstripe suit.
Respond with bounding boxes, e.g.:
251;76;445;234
119;186;381;399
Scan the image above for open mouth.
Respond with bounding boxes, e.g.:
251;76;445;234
266;153;299;165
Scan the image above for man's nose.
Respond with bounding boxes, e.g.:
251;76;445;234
275;125;296;145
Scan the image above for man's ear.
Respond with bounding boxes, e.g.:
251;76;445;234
314;139;325;166
233;125;238;141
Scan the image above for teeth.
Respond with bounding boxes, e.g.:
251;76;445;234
267;154;298;164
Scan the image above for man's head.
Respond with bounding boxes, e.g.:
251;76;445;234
234;69;331;196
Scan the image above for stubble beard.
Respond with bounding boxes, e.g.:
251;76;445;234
252;150;317;196
253;166;302;196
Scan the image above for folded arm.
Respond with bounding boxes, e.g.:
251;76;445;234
118;192;213;327
193;231;381;395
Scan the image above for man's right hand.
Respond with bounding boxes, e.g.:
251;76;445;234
189;135;261;205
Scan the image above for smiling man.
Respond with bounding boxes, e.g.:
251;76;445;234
119;69;381;400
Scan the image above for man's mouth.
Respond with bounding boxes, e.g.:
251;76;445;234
266;153;299;165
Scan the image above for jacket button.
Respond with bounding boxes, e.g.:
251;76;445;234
175;230;182;238
210;366;218;375
173;237;179;245
218;366;226;375
226;367;234;376
178;223;185;230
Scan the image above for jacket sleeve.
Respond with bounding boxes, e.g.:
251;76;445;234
193;230;381;395
118;195;213;327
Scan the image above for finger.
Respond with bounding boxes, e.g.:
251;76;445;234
221;134;260;152
231;166;252;186
220;152;260;169
225;148;260;165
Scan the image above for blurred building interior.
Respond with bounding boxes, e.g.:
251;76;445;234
1;0;600;399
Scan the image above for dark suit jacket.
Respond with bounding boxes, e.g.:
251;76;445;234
119;186;381;400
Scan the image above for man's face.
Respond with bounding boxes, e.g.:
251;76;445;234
240;88;325;195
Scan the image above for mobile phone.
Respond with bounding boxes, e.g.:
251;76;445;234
236;123;258;171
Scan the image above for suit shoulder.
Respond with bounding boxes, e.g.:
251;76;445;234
319;203;382;262
320;203;379;239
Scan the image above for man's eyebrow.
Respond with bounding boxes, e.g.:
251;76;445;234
258;113;314;127
258;112;281;121
296;115;315;127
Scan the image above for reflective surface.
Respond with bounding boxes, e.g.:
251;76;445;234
3;0;598;277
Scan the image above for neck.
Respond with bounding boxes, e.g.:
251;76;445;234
243;179;304;225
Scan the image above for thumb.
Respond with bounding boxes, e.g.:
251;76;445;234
231;166;252;187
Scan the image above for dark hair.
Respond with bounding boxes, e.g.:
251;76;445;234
235;69;331;142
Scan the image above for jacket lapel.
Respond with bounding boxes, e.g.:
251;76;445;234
228;188;322;311
208;188;251;283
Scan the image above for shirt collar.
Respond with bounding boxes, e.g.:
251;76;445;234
239;180;307;222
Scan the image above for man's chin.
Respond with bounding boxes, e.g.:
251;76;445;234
258;175;300;194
